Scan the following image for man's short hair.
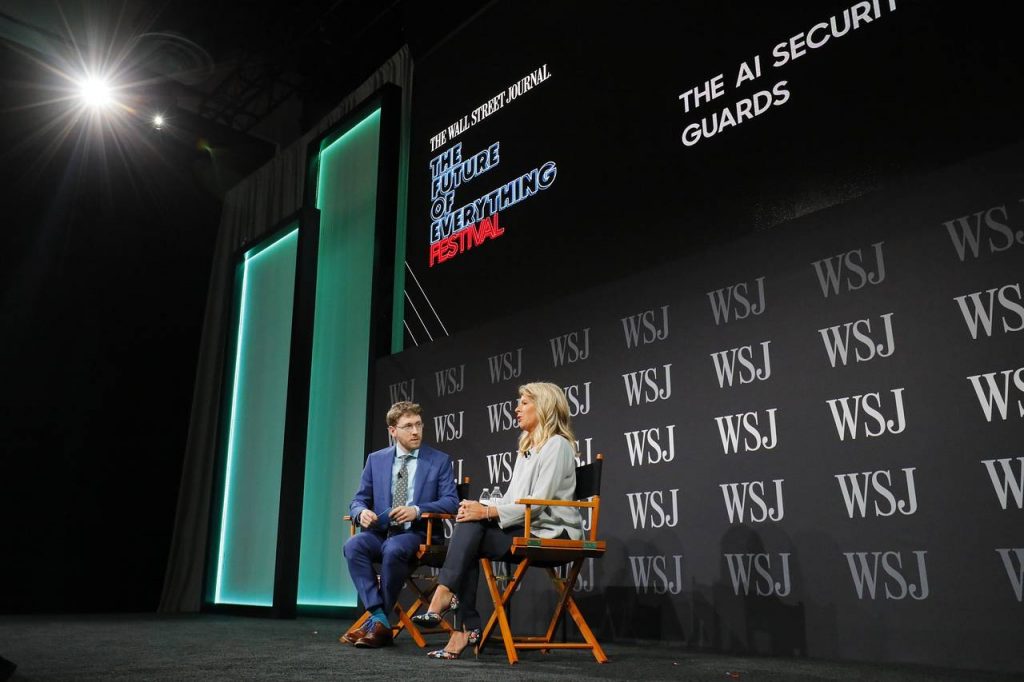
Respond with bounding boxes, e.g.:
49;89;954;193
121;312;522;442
386;401;422;427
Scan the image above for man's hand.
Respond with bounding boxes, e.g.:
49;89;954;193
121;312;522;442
358;509;378;529
389;505;418;524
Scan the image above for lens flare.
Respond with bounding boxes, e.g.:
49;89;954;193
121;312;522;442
77;76;114;108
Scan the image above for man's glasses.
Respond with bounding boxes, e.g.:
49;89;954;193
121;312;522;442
394;422;424;432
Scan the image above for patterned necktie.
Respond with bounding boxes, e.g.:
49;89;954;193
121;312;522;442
393;454;410;507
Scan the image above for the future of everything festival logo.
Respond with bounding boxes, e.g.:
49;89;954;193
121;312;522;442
426;65;556;266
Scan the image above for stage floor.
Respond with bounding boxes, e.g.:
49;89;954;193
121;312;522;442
0;614;1016;681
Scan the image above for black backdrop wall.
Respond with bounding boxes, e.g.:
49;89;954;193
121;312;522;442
375;142;1024;671
374;0;1024;673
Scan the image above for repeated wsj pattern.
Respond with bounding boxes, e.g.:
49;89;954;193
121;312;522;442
373;151;1024;663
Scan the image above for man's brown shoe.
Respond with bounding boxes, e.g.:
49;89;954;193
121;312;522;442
339;622;368;645
354;620;393;648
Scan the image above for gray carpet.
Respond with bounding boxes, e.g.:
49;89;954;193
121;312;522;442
0;614;1018;681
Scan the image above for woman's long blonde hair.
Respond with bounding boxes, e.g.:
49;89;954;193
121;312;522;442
517;382;577;455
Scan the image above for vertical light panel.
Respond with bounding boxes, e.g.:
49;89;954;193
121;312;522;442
298;110;381;606
214;228;299;606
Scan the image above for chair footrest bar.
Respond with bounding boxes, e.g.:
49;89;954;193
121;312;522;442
514;643;595;650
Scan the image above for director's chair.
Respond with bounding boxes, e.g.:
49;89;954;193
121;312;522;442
341;476;470;647
477;454;608;664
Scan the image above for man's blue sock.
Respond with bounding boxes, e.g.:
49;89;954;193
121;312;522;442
369;608;390;629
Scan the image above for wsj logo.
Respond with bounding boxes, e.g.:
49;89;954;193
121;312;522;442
621;305;670;348
487;347;523;384
981;457;1024;510
549;327;590;367
810;242;886;298
624;424;676;466
724;553;792;597
996;548;1024;602
580;506;593;534
432;411;464;442
818;313;895;367
844;551;930;600
486;450;514;485
835;468;918;518
485;400;519;433
967;367;1024;422
554;558;596;592
626;489;680;529
629;554;683;595
450;458;464;486
388;378;415;403
707;277;766;325
574;436;593;467
826;388;907;441
622;364;673;406
943;203;1024;261
720;479;785;523
710;340;772;388
714;408;779;454
955;283;1024;339
563;382;592;417
434;364;465;396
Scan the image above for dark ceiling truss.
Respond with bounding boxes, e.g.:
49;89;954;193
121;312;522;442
192;0;401;135
196;59;304;134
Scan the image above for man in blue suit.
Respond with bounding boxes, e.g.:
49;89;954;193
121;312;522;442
341;401;459;648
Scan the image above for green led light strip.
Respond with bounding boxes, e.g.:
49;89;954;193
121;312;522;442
214;227;298;606
297;108;381;607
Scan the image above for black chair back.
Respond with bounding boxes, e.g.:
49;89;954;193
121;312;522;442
574;454;603;500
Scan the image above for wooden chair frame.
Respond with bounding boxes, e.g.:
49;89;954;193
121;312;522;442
342;478;468;647
477;455;608;664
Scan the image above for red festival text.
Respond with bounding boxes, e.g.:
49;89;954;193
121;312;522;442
429;213;505;266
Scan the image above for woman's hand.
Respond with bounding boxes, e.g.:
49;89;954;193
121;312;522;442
456;500;493;523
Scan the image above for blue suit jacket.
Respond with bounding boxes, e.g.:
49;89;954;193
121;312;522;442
348;444;459;537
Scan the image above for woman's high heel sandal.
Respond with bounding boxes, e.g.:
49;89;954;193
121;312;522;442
426;628;480;660
410;594;459;628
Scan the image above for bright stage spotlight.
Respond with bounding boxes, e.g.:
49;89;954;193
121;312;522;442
152;114;165;130
77;76;114;109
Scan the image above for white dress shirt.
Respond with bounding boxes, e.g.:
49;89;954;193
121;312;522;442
391;445;420;528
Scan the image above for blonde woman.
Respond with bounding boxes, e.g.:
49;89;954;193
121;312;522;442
412;381;583;659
